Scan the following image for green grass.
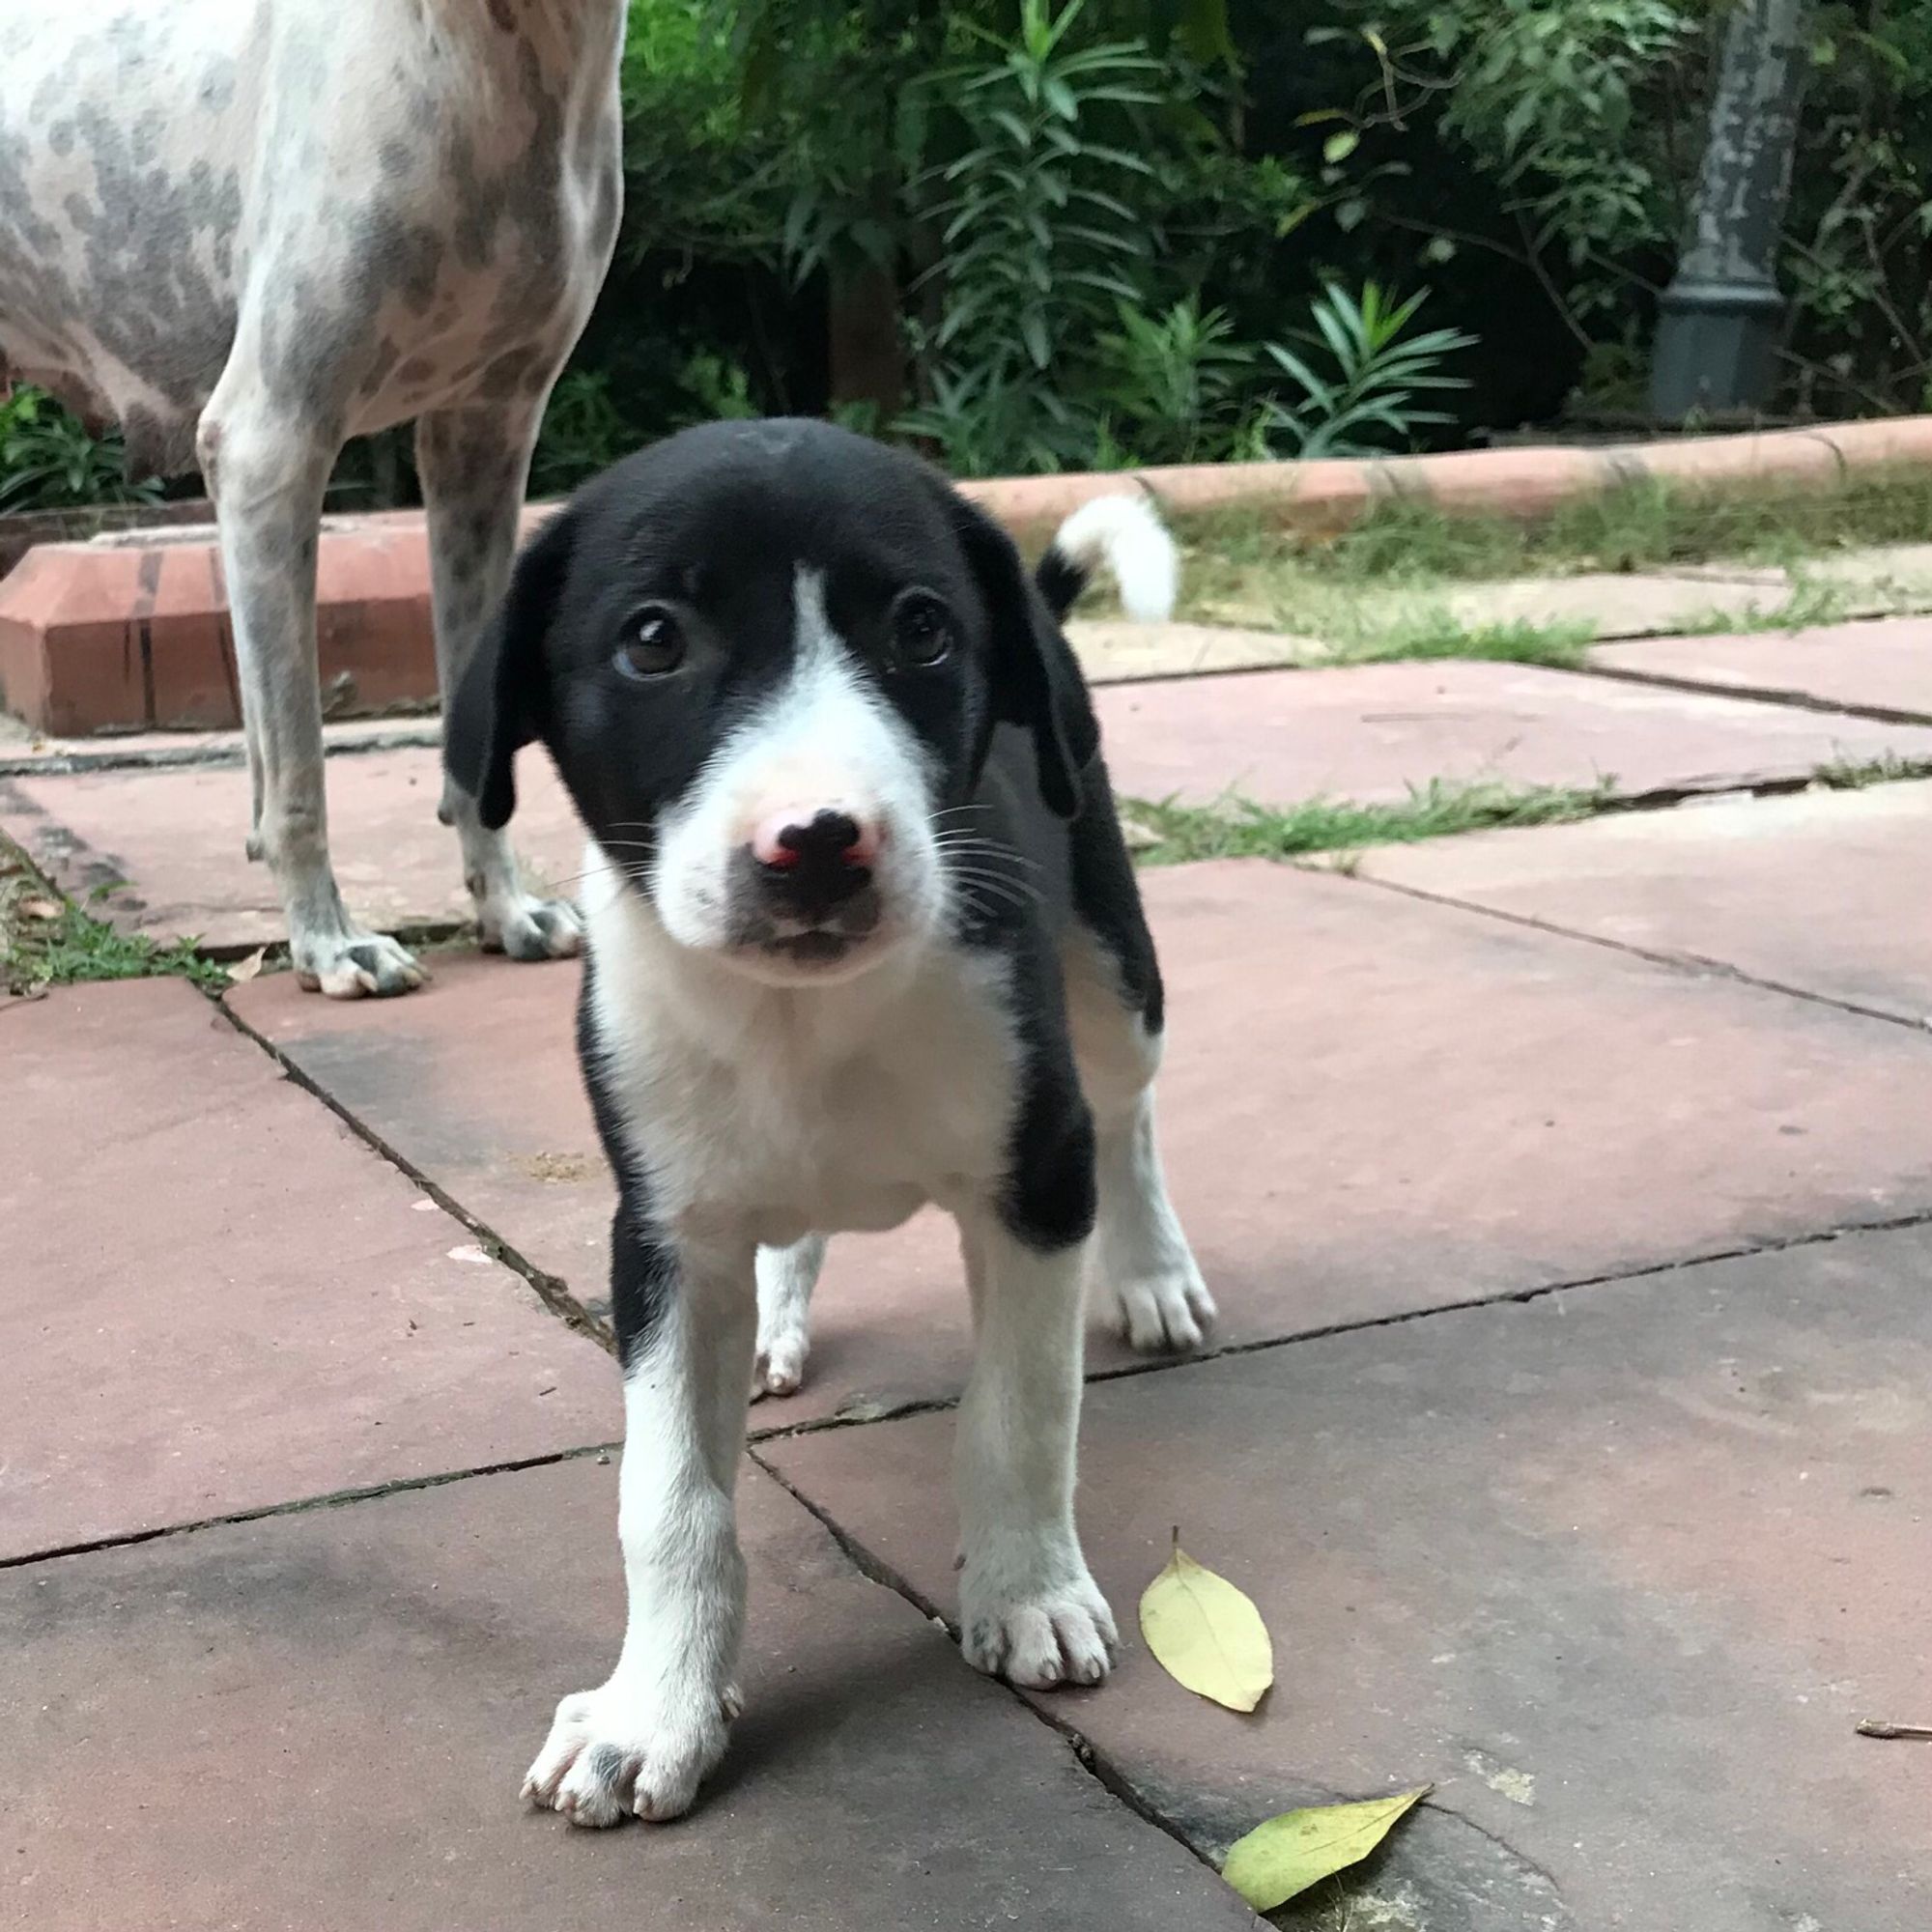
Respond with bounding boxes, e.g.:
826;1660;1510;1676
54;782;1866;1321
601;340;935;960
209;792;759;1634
1668;574;1854;637
1811;752;1932;790
1336;611;1594;669
1118;757;1931;877
1547;469;1932;572
1167;470;1932;645
1122;779;1618;866
1;835;226;997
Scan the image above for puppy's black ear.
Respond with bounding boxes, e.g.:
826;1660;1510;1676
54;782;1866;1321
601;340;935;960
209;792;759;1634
954;497;1099;819
443;509;574;831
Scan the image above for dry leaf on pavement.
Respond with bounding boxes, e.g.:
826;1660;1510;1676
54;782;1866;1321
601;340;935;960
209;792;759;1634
1221;1786;1431;1912
1138;1534;1273;1712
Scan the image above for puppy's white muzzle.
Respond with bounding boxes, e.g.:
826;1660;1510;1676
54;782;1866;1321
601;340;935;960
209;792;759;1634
650;571;944;983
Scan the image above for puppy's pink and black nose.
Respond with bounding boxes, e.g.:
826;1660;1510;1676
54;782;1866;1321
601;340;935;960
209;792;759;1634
750;807;881;917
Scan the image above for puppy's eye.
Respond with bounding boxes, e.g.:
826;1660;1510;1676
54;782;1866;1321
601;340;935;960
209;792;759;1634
614;606;686;680
889;589;955;669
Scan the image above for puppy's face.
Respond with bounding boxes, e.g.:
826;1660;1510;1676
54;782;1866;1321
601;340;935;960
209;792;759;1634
446;420;1094;985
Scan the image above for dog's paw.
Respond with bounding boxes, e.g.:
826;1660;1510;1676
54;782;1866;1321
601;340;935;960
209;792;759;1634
751;1237;821;1401
522;1683;733;1828
959;1557;1118;1690
1114;1264;1217;1355
293;930;426;1000
751;1321;809;1401
479;893;584;963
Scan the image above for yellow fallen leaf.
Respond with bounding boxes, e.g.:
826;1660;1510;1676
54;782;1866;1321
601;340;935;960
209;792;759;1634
1138;1536;1272;1712
226;948;267;985
1222;1787;1431;1912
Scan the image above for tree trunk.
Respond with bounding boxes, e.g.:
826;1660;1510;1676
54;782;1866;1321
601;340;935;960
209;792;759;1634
827;258;905;427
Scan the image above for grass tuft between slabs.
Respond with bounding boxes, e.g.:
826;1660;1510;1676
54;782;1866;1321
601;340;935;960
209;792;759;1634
1122;779;1618;868
1337;611;1594;669
1;833;226;998
1811;752;1932;790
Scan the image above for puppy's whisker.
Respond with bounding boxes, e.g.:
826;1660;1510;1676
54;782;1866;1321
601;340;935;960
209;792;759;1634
548;861;652;891
944;867;1041;912
930;828;1043;860
939;845;1047;891
942;846;1043;880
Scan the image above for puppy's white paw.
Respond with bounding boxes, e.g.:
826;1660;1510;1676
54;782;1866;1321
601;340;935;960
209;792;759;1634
294;929;426;1000
1114;1264;1217;1354
751;1236;821;1400
960;1554;1118;1690
751;1320;809;1400
479;893;584;963
522;1682;733;1828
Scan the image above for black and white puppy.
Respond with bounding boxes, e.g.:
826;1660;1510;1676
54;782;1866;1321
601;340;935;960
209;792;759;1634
445;418;1214;1829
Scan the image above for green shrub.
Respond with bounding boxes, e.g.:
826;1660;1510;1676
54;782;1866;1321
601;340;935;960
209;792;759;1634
0;387;162;514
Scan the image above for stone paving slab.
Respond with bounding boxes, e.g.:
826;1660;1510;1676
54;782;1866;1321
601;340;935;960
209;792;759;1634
1068;615;1321;680
1676;543;1932;607
0;1454;1260;1932
0;713;438;777
766;1222;1932;1932
14;662;1932;951
1793;539;1932;597
0;745;587;950
1358;780;1932;1027
1193;571;1802;644
0;978;615;1561
1094;659;1932;810
1437;570;1791;639
1592;616;1932;721
231;861;1932;1428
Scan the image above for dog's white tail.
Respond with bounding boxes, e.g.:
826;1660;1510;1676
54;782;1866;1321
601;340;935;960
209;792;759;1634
1035;493;1178;625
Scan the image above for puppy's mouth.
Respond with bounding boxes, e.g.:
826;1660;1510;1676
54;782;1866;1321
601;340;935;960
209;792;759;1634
762;928;858;967
723;888;887;980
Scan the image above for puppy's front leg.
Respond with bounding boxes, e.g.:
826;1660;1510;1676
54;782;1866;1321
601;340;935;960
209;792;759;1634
525;1224;755;1827
954;1208;1118;1690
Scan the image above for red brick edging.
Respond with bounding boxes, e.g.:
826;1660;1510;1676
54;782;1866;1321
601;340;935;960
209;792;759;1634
4;416;1928;736
963;413;1932;537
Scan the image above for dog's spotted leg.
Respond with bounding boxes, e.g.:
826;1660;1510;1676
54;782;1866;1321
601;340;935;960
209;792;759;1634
752;1235;824;1399
953;1208;1117;1690
524;1230;754;1827
419;400;584;964
197;396;424;999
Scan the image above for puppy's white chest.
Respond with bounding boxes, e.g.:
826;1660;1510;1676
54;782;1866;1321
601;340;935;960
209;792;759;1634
591;937;1019;1238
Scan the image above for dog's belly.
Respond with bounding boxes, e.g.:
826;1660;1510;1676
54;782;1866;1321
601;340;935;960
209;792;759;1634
745;1182;930;1251
0;5;255;473
0;2;620;476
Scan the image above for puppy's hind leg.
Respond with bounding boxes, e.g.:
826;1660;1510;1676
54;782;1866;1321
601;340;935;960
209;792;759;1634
197;381;424;999
753;1235;824;1400
1065;930;1216;1355
418;398;583;962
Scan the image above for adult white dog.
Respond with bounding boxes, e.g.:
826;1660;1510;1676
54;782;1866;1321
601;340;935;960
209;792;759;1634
0;1;625;995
